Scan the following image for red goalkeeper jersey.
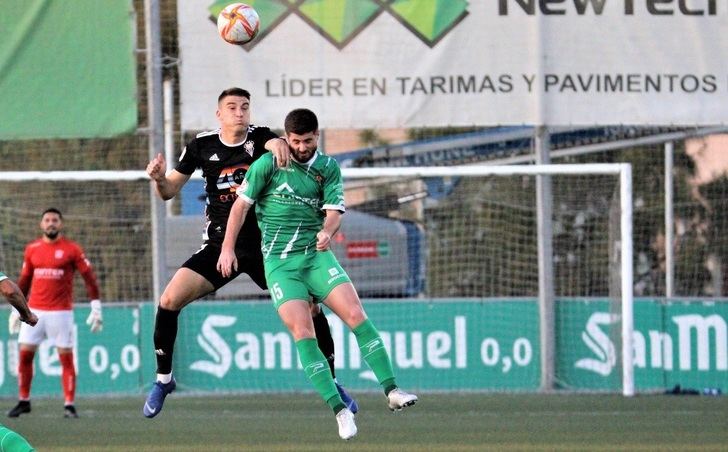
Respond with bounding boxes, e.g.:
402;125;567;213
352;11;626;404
18;237;100;311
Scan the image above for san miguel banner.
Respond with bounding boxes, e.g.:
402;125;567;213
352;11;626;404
0;298;725;396
178;0;728;129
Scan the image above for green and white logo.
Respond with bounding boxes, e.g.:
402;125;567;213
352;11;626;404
209;0;469;49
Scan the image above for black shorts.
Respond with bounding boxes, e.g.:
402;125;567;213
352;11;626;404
181;242;266;291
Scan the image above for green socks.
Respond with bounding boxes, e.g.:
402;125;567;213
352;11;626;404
353;319;396;388
295;338;345;413
297;319;396;411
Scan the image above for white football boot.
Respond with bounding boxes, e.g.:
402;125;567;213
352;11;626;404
387;388;418;411
336;408;357;440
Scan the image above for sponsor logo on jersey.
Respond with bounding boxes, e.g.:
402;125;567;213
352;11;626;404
34;268;64;278
216;165;249;190
275;182;294;193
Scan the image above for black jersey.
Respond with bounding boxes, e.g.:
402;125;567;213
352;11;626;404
175;125;278;246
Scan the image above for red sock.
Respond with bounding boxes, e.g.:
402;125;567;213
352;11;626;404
18;349;34;401
59;352;76;405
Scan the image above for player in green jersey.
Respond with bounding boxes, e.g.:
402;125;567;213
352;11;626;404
217;108;417;440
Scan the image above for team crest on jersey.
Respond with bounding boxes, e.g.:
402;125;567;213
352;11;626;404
55;250;64;259
244;140;255;157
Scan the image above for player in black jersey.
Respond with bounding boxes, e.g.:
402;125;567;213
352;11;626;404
143;87;357;418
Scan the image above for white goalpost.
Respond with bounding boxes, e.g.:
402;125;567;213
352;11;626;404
0;162;635;395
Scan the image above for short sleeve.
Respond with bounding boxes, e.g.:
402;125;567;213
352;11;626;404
322;158;345;213
175;138;199;175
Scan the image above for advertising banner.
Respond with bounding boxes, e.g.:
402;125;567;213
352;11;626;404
0;298;725;396
0;304;145;397
178;0;728;129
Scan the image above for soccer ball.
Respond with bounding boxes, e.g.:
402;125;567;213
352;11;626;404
217;3;260;45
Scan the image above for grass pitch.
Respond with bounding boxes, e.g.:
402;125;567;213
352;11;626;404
3;393;727;451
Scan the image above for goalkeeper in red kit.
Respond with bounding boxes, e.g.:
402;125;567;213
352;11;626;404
7;208;103;419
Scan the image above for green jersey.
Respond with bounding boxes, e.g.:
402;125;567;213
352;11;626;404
0;271;6;282
237;152;345;261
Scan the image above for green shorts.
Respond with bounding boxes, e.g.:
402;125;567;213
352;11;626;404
264;250;351;309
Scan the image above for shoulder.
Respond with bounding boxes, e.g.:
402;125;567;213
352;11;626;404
248;124;272;135
25;240;43;250
316;153;341;173
248;125;276;143
194;129;220;140
61;238;84;253
189;129;220;148
251;152;275;168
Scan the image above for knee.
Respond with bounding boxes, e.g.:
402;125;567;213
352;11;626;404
289;324;316;341
341;307;366;327
159;292;181;310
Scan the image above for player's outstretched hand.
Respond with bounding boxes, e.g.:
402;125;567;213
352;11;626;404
8;310;21;335
146;153;167;181
269;138;291;168
86;299;103;333
217;248;238;278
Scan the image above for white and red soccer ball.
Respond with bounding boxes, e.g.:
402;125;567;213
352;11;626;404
217;3;260;45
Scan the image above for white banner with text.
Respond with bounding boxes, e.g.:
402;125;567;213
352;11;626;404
178;0;728;129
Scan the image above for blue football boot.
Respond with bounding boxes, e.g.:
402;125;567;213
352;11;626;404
335;382;359;414
143;377;176;418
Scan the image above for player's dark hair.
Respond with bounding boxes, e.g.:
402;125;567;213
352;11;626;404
218;87;250;104
42;207;62;219
284;108;318;135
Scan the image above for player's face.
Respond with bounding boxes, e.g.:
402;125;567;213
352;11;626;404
286;130;319;163
216;95;250;133
40;213;63;240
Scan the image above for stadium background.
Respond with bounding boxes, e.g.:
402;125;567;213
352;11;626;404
0;0;727;403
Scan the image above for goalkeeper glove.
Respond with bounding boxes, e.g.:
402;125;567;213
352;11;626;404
86;299;103;333
8;310;21;335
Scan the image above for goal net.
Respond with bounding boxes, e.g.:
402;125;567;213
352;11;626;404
0;164;635;396
0;172;153;302
341;165;634;396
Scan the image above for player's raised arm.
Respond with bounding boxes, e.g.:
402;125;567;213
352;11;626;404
146;153;191;200
216;197;253;277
